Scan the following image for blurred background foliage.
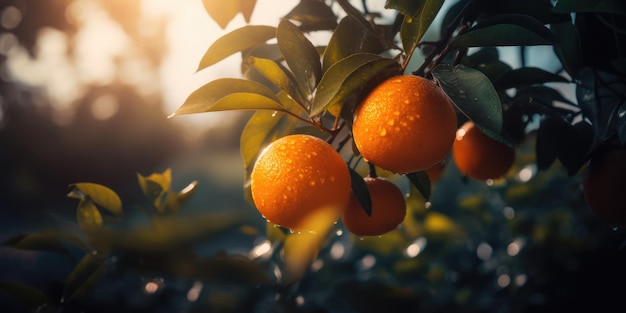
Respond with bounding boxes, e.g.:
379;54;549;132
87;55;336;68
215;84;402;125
1;0;625;313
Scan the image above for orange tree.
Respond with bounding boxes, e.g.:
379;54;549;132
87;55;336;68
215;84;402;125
2;0;626;312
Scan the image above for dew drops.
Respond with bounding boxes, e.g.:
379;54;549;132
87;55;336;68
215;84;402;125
393;111;400;116
387;119;395;126
286;158;293;164
407;115;415;121
379;128;387;136
329;176;336;182
309;180;316;186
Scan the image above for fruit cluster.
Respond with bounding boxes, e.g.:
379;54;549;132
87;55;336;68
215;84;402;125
250;75;518;236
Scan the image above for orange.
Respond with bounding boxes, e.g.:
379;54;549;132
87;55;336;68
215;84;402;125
452;121;515;180
342;176;406;236
352;75;457;174
250;134;351;231
582;146;626;227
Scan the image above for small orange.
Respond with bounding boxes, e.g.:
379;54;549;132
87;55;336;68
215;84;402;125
250;134;351;231
582;146;626;227
342;176;406;236
452;121;515;180
352;75;457;174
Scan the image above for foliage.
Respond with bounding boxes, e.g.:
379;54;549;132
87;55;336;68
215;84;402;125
3;0;626;312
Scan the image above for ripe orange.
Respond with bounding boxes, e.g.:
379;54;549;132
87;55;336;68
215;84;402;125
342;176;406;236
582;146;626;227
352;75;457;174
452;121;515;180
250;134;352;231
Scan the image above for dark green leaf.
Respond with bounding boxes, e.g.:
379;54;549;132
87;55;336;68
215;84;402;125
612;58;626;76
439;0;465;38
398;0;445;56
552;0;626;16
63;253;107;301
284;0;338;31
322;15;386;71
68;183;122;218
514;86;578;114
461;48;512;82
493;67;570;90
197;25;277;71
76;200;103;233
173;78;283;115
312;54;399;116
349;169;371;217
552;21;584;78
248;56;307;107
0;281;48;309
449;14;558;48
405;171;431;201
618;105;626;144
431;64;508;145
536;115;593;174
277;19;322;97
3;233;72;257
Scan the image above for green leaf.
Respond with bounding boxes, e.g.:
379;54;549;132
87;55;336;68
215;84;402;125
76;200;103;233
551;21;584;78
197;25;277;71
277;19;322;97
163;180;199;215
461;48;513;82
405;171;431;201
449;14;558;48
248;56;308;107
322;15;386;71
515;86;577;111
173;78;283;115
552;0;626;16
349;169;371;217
3;233;72;257
312;53;399;116
0;281;48;309
536;115;594;174
398;0;445;57
431;64;508;145
284;0;338;32
63;253;107;302
68;183;122;218
137;168;171;211
493;67;570;90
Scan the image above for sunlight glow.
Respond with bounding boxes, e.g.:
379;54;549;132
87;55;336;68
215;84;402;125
497;274;511;288
186;281;203;302
476;242;493;261
405;237;427;258
249;239;272;259
330;241;345;260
